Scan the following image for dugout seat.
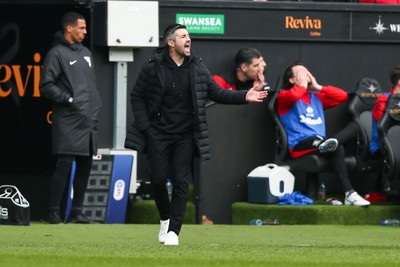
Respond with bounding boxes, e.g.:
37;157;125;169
348;78;384;172
377;94;400;195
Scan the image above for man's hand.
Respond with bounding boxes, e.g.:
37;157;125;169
292;65;322;91
292;65;309;88
245;87;268;102
307;71;322;91
252;71;265;91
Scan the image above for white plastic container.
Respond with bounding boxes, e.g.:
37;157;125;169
247;163;295;204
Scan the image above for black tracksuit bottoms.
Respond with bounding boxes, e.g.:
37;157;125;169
146;130;194;236
49;155;93;218
293;121;360;193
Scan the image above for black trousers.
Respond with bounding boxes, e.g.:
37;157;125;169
49;155;93;217
146;130;194;235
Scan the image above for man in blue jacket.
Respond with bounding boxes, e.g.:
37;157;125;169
40;12;102;224
125;24;267;246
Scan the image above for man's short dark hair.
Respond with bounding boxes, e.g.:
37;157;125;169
61;12;85;31
282;61;304;90
234;48;262;68
163;24;187;46
389;66;400;86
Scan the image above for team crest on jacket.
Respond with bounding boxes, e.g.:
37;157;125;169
305;106;314;117
84;56;91;67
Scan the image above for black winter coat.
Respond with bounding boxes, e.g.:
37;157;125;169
40;32;102;156
125;48;247;162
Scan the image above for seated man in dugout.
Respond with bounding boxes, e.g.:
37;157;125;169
277;61;370;206
213;47;269;91
369;66;400;192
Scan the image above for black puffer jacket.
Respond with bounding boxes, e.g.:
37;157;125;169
40;31;102;155
125;48;247;162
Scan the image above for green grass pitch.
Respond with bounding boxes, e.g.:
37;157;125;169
0;223;399;267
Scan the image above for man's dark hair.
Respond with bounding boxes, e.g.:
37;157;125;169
61;12;85;31
163;24;187;46
389;66;400;87
234;48;262;69
282;61;304;90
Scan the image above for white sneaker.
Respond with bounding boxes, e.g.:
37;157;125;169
164;231;179;246
318;138;338;153
158;219;170;243
344;192;370;206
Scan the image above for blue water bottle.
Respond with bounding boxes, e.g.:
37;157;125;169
249;219;280;225
249;219;263;225
318;182;327;201
380;219;399;226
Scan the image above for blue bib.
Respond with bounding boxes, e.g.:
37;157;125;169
280;94;326;149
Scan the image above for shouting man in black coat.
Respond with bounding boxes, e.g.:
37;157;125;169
40;12;102;224
125;24;267;245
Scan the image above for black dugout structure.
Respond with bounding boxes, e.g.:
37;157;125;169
1;0;400;223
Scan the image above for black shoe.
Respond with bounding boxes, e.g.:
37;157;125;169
48;212;63;224
67;213;92;224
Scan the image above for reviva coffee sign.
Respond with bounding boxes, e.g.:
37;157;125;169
285;15;323;37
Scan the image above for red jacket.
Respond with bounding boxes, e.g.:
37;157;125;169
277;85;348;116
213;69;255;91
372;88;394;122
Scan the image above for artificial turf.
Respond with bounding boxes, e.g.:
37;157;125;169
0;223;399;267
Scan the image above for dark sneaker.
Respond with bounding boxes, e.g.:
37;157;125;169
67;214;92;224
48;212;63;224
